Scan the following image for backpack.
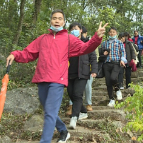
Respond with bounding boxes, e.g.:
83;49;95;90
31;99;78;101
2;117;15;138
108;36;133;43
131;42;139;53
130;42;139;65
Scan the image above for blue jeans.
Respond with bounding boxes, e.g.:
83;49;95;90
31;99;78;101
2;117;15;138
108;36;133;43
85;75;93;105
38;82;67;143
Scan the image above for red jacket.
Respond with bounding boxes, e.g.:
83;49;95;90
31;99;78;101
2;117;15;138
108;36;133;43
11;29;102;86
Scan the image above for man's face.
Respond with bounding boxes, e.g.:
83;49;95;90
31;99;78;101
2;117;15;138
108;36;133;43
70;25;82;38
134;31;138;36
108;29;117;37
50;12;65;28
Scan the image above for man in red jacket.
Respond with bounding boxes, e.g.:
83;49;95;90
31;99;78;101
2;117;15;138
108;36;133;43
6;9;108;143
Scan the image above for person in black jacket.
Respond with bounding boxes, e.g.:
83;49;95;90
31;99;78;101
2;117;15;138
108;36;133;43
67;22;98;129
118;32;136;89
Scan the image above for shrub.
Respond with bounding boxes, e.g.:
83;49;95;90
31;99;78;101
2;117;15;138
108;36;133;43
116;83;143;142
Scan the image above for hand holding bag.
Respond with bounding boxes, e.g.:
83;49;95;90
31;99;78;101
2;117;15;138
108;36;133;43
96;48;110;78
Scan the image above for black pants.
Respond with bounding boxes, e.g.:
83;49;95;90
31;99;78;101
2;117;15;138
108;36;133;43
118;65;131;88
125;66;131;88
103;63;120;99
118;67;124;87
137;50;142;67
67;77;87;118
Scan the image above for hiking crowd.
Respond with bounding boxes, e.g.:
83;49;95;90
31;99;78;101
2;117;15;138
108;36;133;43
6;9;143;143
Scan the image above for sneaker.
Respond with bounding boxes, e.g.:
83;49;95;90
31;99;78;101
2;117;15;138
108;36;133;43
57;130;70;143
116;90;123;100
86;105;93;111
66;105;72;116
78;113;88;120
120;86;124;90
107;99;115;107
69;116;77;129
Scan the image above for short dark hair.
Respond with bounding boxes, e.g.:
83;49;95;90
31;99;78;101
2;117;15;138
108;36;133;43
124;32;129;37
51;9;65;20
69;22;82;31
82;26;87;33
109;27;117;32
134;30;138;33
118;32;125;39
124;32;131;38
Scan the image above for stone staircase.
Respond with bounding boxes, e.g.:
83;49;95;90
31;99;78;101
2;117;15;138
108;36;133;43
56;68;143;143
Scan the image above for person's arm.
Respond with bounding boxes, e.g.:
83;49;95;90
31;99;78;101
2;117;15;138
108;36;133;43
141;36;143;44
69;32;102;57
119;41;126;67
132;37;134;43
6;35;44;66
89;51;98;75
69;22;108;57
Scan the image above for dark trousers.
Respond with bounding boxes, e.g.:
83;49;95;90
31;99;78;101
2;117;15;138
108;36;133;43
125;66;131;88
67;77;87;118
118;65;132;88
118;67;124;87
137;50;142;67
103;63;120;99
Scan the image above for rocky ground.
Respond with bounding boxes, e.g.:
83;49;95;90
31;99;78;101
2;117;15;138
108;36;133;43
0;69;143;143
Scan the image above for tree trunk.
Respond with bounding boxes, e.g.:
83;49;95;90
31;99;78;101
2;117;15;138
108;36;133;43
13;0;26;46
32;0;42;25
8;0;18;28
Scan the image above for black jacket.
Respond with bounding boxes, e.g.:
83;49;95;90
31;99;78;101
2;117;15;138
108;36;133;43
68;36;98;79
124;40;136;66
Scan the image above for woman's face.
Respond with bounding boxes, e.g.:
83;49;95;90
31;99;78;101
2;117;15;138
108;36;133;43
121;37;126;42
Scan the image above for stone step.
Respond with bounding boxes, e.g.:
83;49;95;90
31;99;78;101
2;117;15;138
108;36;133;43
77;119;125;130
87;109;126;122
92;88;133;95
91;90;128;97
92;90;107;96
60;118;131;143
92;85;107;90
56;120;112;142
92;98;125;106
138;70;143;77
62;117;124;130
67;126;111;142
91;105;116;110
83;94;126;106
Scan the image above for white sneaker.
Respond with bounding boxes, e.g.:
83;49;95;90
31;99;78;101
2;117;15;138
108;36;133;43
69;117;77;129
78;113;88;120
120;86;124;90
116;90;123;100
107;99;115;107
